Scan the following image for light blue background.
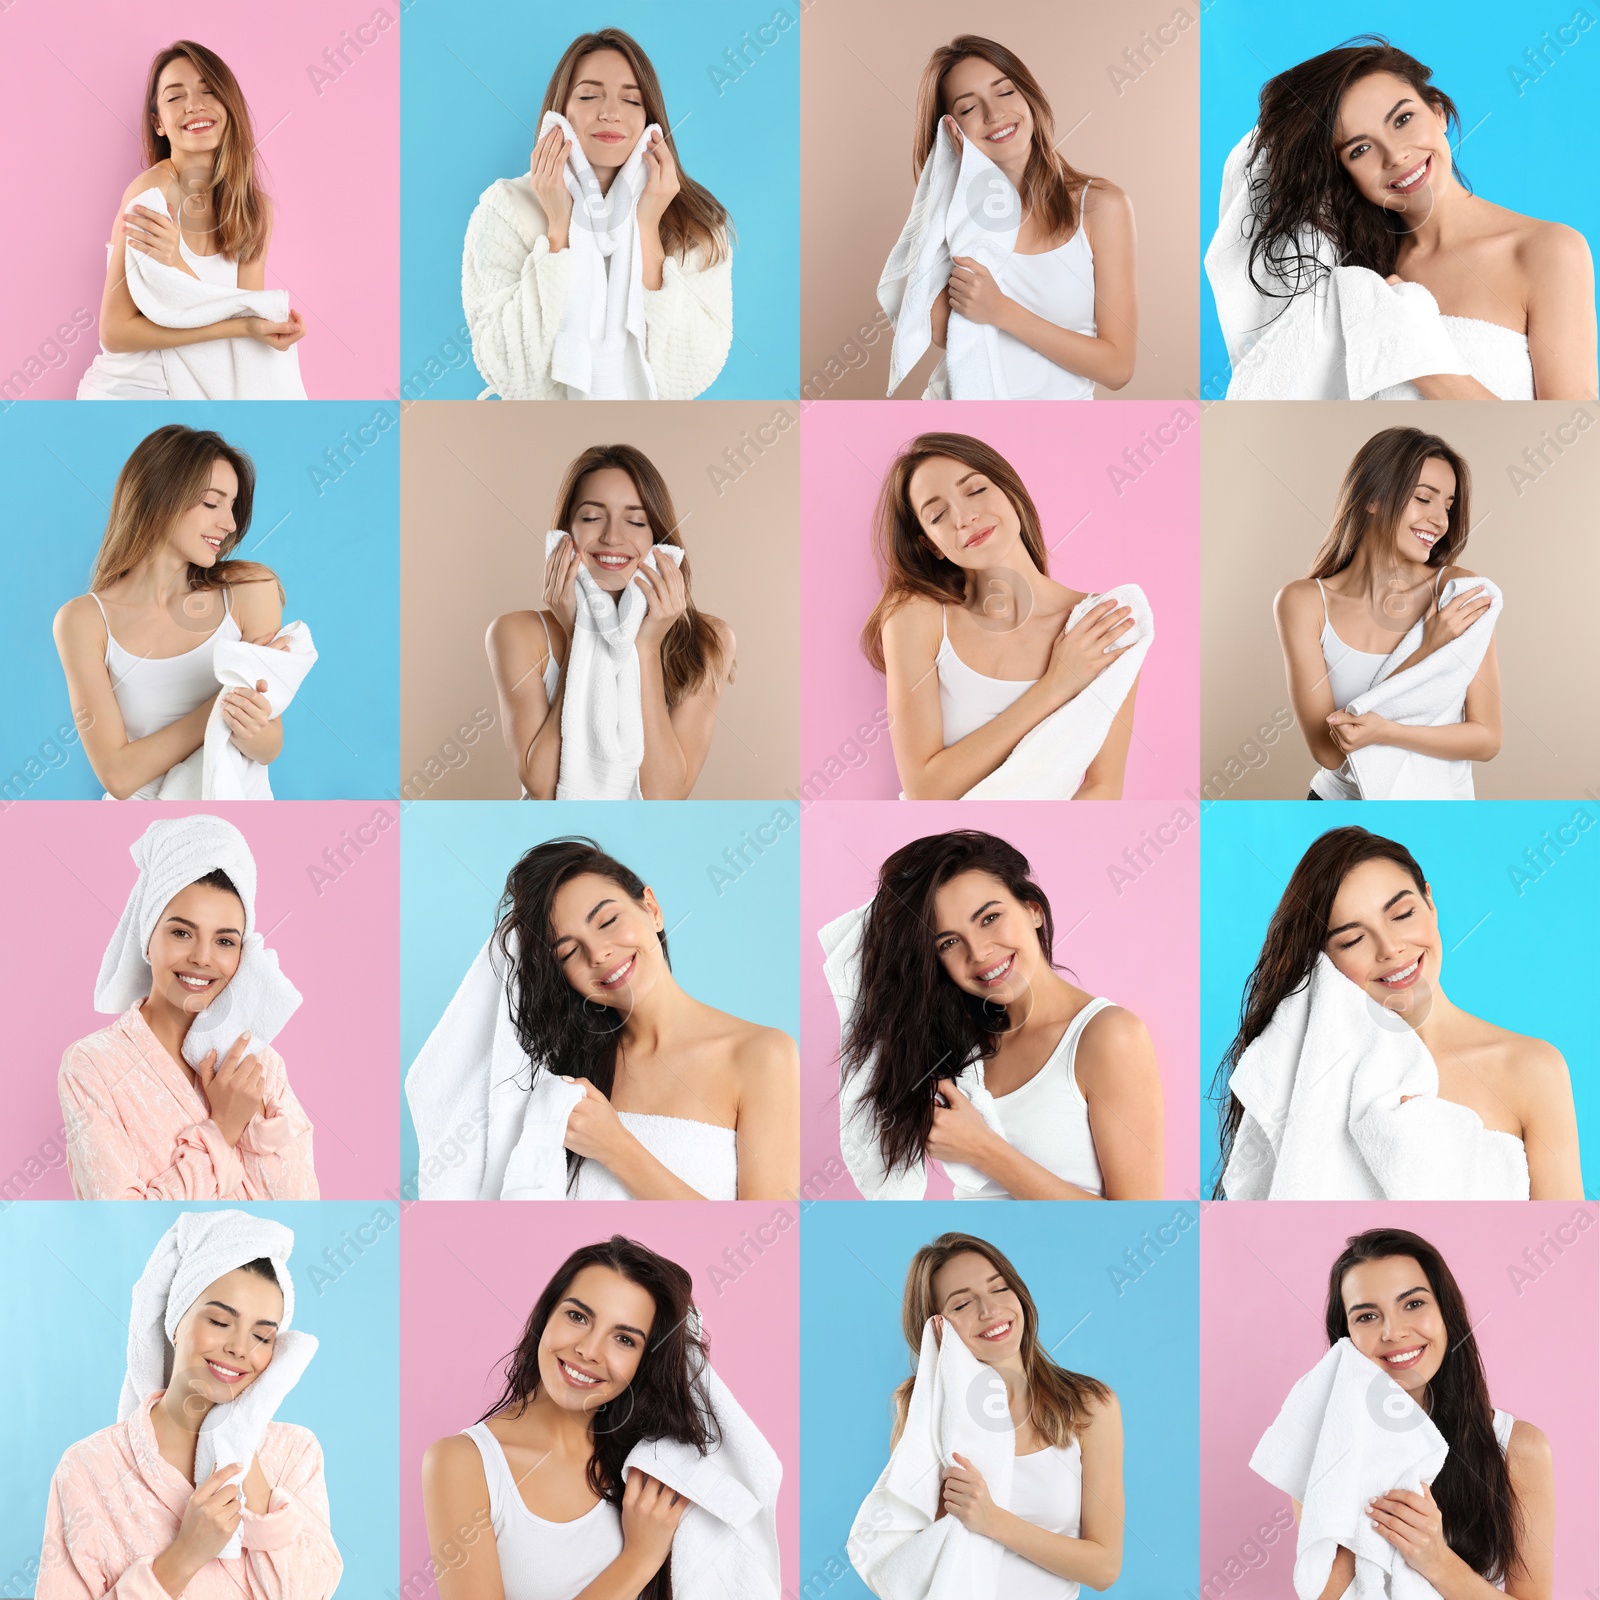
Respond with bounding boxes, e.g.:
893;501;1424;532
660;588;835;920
1201;801;1600;1196
0;1201;398;1595
800;1201;1200;1599
399;800;801;1189
1200;3;1600;393
400;0;799;399
0;403;398;800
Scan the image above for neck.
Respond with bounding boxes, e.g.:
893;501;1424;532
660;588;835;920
617;968;693;1051
1397;979;1457;1042
593;162;620;197
1394;171;1468;249
524;1381;604;1449
115;544;202;609
138;994;199;1079
1345;539;1430;601
166;150;217;213
1001;962;1070;1030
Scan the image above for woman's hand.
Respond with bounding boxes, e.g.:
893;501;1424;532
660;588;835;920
221;679;274;748
560;1077;631;1165
941;1452;1002;1539
620;1470;690;1577
636;129;682;235
633;555;688;651
242;311;307;350
248;629;294;653
947;256;1009;327
1370;1482;1453;1584
529;124;575;247
929;1313;945;1348
1041;598;1135;709
166;1462;245;1569
544;532;582;639
1418;583;1493;655
1325;709;1390;753
199;1035;267;1148
927;1078;1001;1167
940;114;964;155
123;204;187;269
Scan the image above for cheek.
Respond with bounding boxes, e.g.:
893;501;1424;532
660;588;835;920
1326;945;1364;984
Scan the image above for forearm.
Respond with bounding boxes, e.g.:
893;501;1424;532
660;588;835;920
1411;371;1499;399
102;310;252;353
151;1540;205;1598
1072;776;1123;801
523;681;567;799
1369;717;1499;761
994;298;1133;389
92;697;214;798
232;713;284;765
575;1549;664;1600
972;1135;1104;1200
639;219;666;291
988;1508;1121;1589
599;1133;709;1201
901;679;1067;799
635;647;692;799
1430;1550;1517;1600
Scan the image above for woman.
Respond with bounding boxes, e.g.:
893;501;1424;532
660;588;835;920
463;27;733;399
852;1232;1123;1596
406;837;798;1200
1274;427;1501;800
37;1213;340;1596
912;36;1137;398
862;432;1146;800
486;443;736;800
1214;826;1582;1200
1207;37;1596;400
1294;1228;1553;1598
52;425;290;801
77;40;306;400
422;1235;780;1600
828;830;1163;1200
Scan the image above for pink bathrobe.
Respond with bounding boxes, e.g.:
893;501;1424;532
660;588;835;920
38;1390;342;1598
59;1006;319;1201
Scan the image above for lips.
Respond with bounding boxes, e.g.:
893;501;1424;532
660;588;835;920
205;1358;247;1384
1382;1345;1426;1369
985;123;1019;144
596;953;636;990
591;131;626;144
1410;527;1439;548
1389;155;1431;194
963;525;996;550
182;119;218;134
201;535;223;552
1375;953;1424;990
557;1356;605;1389
974;954;1014;987
977;1319;1013;1341
590;550;633;571
176;973;218;993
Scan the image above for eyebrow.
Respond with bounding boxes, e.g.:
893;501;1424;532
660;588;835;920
933;899;1001;939
940;1271;1005;1306
575;499;646;513
563;1295;647;1339
164;914;244;936
573;78;640;92
1326;888;1413;939
1345;1285;1428;1315
918;470;982;514
1338;98;1414;149
552;898;618;950
951;76;1010;101
204;1298;279;1329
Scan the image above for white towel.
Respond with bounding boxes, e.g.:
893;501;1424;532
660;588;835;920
93;813;303;1074
118;1209;317;1560
1340;577;1500;801
117;187;308;401
156;621;318;801
1204;131;1471;400
819;903;1010;1201
623;1333;783;1600
961;583;1153;800
403;931;586;1200
849;1317;1016;1599
1251;1338;1448;1600
878;116;1021;400
1223;953;1529;1200
548;530;687;800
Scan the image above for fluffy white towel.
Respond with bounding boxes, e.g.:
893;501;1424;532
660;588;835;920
1252;1338;1448;1600
1204;131;1471;399
118;1209;317;1559
819;902;1010;1201
623;1332;783;1599
961;583;1153;800
548;530;687;800
93;814;303;1074
1223;953;1529;1200
1340;577;1501;801
156;621;318;801
849;1317;1016;1599
879;116;1021;400
119;187;307;401
403;930;586;1200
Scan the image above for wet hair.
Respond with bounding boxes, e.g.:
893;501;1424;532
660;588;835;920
1325;1229;1520;1583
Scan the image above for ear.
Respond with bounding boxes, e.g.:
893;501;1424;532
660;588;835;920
641;886;664;931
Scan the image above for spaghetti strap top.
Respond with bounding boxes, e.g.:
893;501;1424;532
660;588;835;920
935;606;1038;747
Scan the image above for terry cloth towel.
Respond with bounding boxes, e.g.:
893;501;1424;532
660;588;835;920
622;1323;783;1599
962;583;1153;800
403;929;586;1200
157;621;318;801
819;902;1010;1201
548;530;687;800
119;187;307;400
878;116;1022;400
1204;131;1472;400
1222;952;1529;1201
1252;1338;1448;1600
93;813;303;1075
118;1209;317;1560
848;1317;1016;1599
1340;577;1501;801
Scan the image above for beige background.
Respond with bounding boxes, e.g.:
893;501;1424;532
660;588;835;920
401;404;799;799
1202;403;1600;800
800;0;1199;402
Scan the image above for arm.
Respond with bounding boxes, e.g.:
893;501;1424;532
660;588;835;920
235;196;272;293
222;578;288;766
733;1029;801;1200
421;1436;505;1600
1292;1498;1355;1599
1517;1041;1584;1202
634;570;734;799
1273;580;1351;773
486;611;560;798
1328;635;1503;765
1071;675;1139;800
1074;1007;1164;1199
564;1081;713;1200
239;1430;343;1596
927;1079;1104;1199
1524;222;1598;402
237;1048;320;1201
930;285;952;350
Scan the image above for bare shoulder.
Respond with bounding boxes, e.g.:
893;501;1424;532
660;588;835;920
1505;1417;1552;1480
881;592;943;653
1516;215;1593;276
1273;576;1321;619
487;607;563;667
1084;178;1133;220
1078;1381;1123;1430
421;1430;489;1490
53;592;106;649
121;165;171;205
226;568;284;633
1438;562;1481;582
1074;1004;1156;1095
704;612;737;682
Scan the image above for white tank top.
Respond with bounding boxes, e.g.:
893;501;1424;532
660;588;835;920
991;182;1098;401
460;1421;624;1600
89;588;240;800
936;606;1037;747
963;998;1115;1200
994;1436;1085;1599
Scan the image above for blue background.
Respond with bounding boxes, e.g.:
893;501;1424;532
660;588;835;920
399;800;801;1189
1200;2;1600;393
0;1200;398;1595
400;0;799;400
0;403;398;801
800;1201;1200;1599
1200;801;1600;1197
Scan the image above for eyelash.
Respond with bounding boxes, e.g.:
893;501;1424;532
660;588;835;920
169;928;237;947
1349;111;1413;161
938;910;1000;953
1335;908;1414;952
929;484;987;526
207;1316;270;1347
1354;1297;1426;1323
557;914;618;962
958;90;1014;113
564;1306;637;1348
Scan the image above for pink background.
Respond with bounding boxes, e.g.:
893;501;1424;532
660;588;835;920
798;400;1200;801
800;802;1199;1200
0;0;398;399
400;1202;800;1591
0;800;399;1200
1201;1203;1600;1597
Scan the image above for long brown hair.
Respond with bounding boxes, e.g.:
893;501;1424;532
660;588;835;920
860;432;1050;673
89;425;281;603
1309;427;1471;578
142;41;271;264
551;444;725;707
913;36;1095;248
1247;36;1467;299
540;29;730;266
890;1233;1110;1449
